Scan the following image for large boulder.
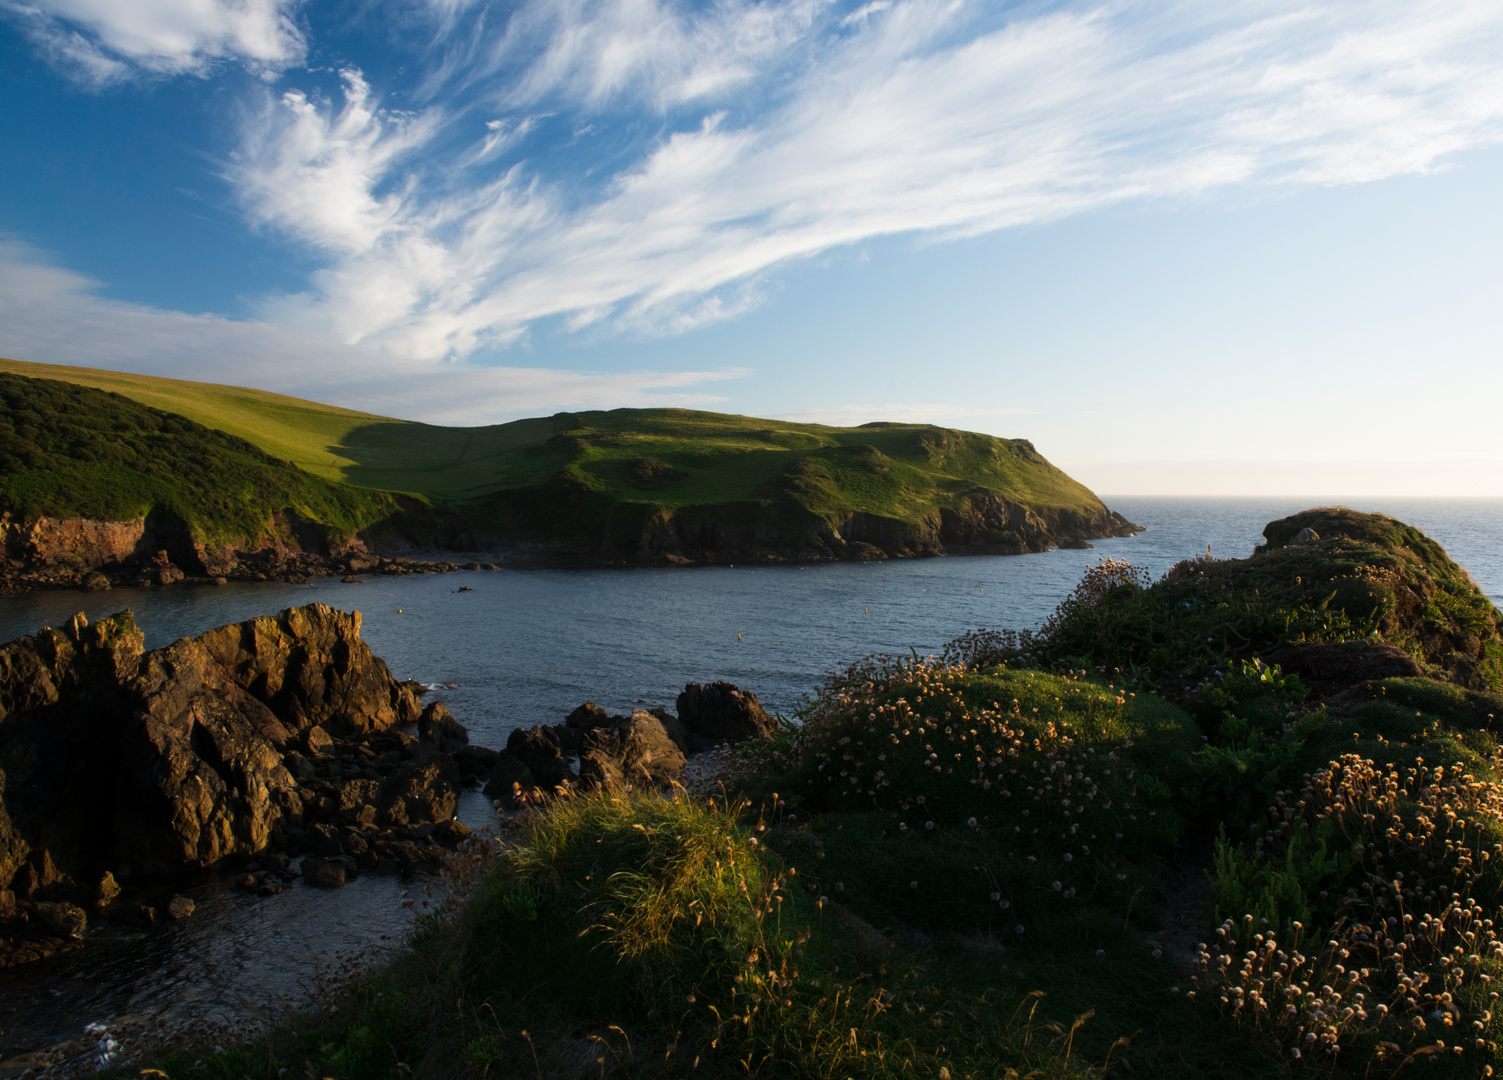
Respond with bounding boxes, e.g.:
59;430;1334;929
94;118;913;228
675;682;778;742
0;612;144;904
0;603;434;906
483;751;544;806
376;750;460;826
193;604;422;737
578;711;688;791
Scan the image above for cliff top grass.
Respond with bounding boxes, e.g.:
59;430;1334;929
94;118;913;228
0;358;1106;523
0;373;397;546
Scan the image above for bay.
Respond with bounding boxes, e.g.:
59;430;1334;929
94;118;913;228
0;497;1499;1068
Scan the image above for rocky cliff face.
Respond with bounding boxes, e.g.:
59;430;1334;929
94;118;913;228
612;496;1140;566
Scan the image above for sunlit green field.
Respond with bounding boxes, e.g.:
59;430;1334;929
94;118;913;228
0;357;1104;523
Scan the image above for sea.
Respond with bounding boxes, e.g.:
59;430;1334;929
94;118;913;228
1;497;1500;1068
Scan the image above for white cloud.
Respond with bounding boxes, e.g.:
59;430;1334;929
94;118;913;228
0;239;746;424
3;0;305;84
222;0;1503;361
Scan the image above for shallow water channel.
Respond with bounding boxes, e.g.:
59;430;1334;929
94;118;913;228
0;497;1498;1071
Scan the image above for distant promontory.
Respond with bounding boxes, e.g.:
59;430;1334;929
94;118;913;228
0;358;1138;590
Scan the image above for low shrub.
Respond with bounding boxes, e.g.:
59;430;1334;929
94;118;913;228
1196;754;1503;1075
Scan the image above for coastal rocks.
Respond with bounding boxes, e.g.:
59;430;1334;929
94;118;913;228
0;602;489;965
506;725;575;787
418;702;468;753
483;754;544;806
0;611;145;914
677;681;779;742
376;751;460;826
31;901;86;938
115;635;303;871
300;858;347;889
578;710;687;791
485;684;772;806
193;605;422;737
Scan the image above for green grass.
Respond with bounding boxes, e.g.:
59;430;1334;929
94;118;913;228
0;373;398;546
0;356;400;487
0;358;1109;527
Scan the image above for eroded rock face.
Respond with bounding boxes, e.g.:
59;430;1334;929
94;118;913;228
0;612;145;907
418;701;468;753
677;681;779;742
194;605;421;737
115;636;303;873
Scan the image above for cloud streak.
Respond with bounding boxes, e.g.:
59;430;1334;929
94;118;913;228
0;240;746;423
3;0;305;84
219;0;1503;362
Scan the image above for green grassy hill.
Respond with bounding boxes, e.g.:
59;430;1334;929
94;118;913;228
0;373;398;550
0;357;1132;564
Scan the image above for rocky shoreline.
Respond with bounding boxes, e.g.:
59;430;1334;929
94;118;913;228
0;502;1142;596
0;603;771;969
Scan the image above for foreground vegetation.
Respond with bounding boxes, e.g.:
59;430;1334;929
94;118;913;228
109;507;1503;1078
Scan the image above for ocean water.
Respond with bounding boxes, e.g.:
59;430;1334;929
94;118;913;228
0;497;1499;1062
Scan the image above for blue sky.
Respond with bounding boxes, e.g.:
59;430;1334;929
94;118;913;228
1;0;1501;495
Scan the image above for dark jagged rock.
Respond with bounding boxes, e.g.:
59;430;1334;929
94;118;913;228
578;710;688;792
483;752;544;807
507;725;575;787
300;858;346;889
115;634;303;872
418;701;468;753
192;606;421;736
376;750;460;826
676;681;778;742
0;602;495;965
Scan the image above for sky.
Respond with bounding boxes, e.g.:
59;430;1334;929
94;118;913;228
1;0;1501;496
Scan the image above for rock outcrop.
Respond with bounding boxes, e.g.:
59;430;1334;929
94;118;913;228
0;602;470;965
484;684;772;806
677;681;779;742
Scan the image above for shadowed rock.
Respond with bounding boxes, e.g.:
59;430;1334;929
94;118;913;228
676;681;778;742
418;701;468;753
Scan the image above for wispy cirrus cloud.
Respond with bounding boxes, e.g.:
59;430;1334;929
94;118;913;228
218;0;1503;362
0;239;746;423
2;0;305;85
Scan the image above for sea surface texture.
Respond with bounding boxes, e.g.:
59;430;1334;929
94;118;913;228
0;497;1499;1066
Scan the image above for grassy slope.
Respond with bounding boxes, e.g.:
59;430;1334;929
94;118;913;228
0;373;397;545
0;357;400;486
0;359;1107;524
